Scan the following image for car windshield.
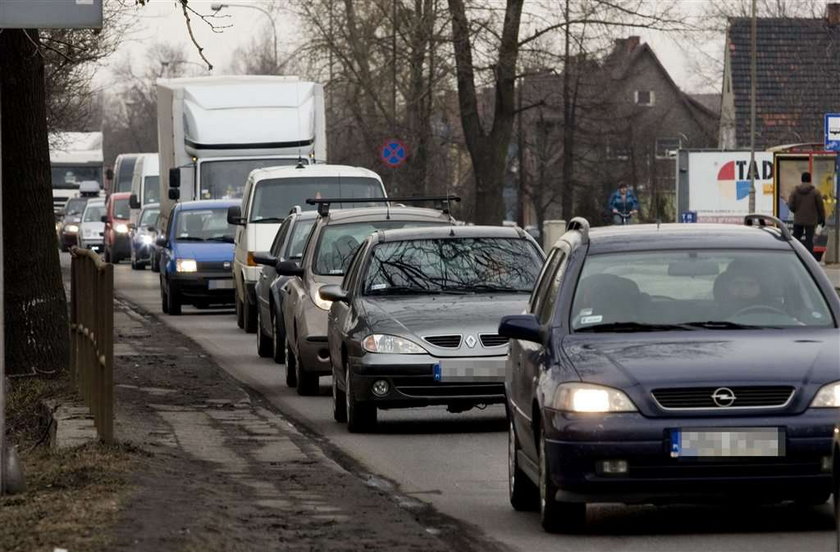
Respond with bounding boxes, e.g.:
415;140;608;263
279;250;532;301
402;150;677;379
64;198;87;216
570;250;834;331
113;198;130;220
175;208;235;242
249;177;385;222
83;204;105;222
199;158;301;200
51;166;102;190
143;176;160;204
285;219;315;259
314;221;445;276
139;208;160;227
364;237;543;295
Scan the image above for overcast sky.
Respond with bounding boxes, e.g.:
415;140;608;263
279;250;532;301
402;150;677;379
103;0;723;94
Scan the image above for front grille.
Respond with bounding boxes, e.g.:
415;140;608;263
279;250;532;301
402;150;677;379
480;334;507;347
652;386;794;409
423;335;461;348
196;261;232;272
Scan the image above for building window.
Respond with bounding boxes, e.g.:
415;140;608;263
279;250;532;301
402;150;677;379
655;137;681;158
634;90;655;106
606;140;630;161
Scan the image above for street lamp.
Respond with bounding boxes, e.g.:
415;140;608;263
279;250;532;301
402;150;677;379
211;3;278;71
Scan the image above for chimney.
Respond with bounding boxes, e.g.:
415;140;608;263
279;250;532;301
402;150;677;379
828;3;840;25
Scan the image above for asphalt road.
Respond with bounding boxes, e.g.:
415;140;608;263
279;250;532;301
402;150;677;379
104;257;836;552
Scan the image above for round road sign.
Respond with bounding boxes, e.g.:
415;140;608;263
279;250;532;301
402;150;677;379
380;139;408;168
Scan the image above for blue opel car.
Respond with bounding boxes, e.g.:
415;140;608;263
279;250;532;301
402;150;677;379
501;215;840;533
157;200;238;315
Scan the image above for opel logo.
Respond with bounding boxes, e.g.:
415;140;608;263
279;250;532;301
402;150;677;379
711;387;736;407
465;335;477;348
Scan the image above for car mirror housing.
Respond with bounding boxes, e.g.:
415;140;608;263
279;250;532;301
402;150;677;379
100;215;108;224
252;251;276;267
319;284;348;303
498;314;545;344
129;193;141;209
155;236;168;248
276;260;304;277
227;205;245;226
168;188;180;201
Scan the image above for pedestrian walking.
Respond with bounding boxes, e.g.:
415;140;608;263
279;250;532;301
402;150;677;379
607;182;639;225
787;172;825;257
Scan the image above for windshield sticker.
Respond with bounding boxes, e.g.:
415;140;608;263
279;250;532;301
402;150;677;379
370;283;387;291
580;315;603;325
812;312;823;319
579;308;593;316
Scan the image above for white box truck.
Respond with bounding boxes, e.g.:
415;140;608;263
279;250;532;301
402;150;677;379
49;131;104;216
156;76;326;229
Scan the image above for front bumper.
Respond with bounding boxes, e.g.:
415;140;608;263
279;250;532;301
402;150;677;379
110;234;131;256
347;353;506;409
541;408;836;504
60;231;78;249
170;271;235;304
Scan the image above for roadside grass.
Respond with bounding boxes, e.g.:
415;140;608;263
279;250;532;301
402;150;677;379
1;374;139;552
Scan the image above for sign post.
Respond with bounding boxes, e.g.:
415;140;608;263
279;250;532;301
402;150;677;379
825;114;840;264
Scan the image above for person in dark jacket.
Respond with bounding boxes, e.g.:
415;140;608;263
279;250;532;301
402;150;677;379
787;172;826;257
607;182;639;224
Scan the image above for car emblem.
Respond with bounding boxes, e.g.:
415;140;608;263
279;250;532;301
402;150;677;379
465;335;477;348
223;262;231;269
711;387;736;407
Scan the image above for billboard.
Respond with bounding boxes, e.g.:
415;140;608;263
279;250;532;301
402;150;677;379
683;151;774;223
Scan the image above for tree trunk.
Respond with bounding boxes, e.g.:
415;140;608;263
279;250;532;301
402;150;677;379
0;29;69;376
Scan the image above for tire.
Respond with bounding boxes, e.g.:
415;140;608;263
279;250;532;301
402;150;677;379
166;279;182;316
151;251;160;273
235;293;245;329
271;310;286;364
104;247;111;263
131;251;142;270
539;428;585;533
285;338;298;388
243;296;257;334
346;366;376;432
256;307;273;358
295;347;319;396
160;278;169;314
509;420;539;511
332;365;347;423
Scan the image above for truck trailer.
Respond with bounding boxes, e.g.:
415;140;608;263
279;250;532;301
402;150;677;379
49;131;104;217
156;76;326;229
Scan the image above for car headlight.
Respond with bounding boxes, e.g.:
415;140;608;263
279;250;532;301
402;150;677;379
140;234;153;245
311;285;332;311
551;383;638;413
176;258;198;273
115;223;129;233
810;381;840;407
65;224;79;234
362;334;428;354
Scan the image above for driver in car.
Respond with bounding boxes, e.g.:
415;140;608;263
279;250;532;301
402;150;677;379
713;262;775;319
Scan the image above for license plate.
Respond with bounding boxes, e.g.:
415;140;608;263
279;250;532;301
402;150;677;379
433;358;506;382
670;428;783;458
208;279;233;290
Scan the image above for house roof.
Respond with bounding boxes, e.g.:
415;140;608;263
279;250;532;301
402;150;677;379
727;17;840;149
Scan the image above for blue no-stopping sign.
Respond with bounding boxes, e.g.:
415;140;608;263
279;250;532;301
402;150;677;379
380;139;408;168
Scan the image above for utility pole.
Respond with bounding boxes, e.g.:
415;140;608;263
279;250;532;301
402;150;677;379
748;0;757;212
392;0;398;195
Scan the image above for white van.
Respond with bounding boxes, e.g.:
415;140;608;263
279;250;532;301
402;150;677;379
128;153;160;222
78;198;106;253
228;164;386;332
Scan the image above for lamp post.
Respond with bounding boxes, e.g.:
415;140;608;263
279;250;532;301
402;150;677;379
211;3;278;71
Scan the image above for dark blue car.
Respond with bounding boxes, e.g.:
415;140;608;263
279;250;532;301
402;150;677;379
157;200;238;315
501;215;840;533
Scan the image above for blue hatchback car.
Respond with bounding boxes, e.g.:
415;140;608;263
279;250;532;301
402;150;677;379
501;215;840;533
157;200;238;315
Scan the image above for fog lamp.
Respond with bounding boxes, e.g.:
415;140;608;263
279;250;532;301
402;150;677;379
371;379;390;397
596;459;628;476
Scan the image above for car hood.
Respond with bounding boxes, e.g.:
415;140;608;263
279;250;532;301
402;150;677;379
560;330;840;413
360;294;529;356
171;241;234;262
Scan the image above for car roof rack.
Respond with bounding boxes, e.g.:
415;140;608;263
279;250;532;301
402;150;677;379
565;217;590;244
289;205;302;215
305;195;461;217
743;213;792;241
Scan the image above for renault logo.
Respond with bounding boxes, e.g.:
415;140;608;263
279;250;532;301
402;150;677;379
465;335;477;348
711;387;736;407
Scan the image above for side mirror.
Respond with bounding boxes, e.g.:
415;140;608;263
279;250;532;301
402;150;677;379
252;251;276;267
155;236;168;248
168;188;180;201
498;314;545;344
169;168;181;189
100;215;108;224
105;168;114;181
319;284;348;303
129;193;141;209
227;205;245;225
276;260;304;277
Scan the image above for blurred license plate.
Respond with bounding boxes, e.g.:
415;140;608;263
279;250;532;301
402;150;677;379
434;358;506;382
670;428;783;458
208;279;233;290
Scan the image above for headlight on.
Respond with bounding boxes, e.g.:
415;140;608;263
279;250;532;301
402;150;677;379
140;234;153;245
810;381;840;407
552;383;638;413
65;224;79;234
311;285;332;311
362;334;428;354
176;258;198;273
115;223;129;234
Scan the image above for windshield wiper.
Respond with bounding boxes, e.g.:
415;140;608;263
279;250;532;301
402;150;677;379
252;217;286;223
576;321;695;333
681;320;773;330
175;236;205;241
206;236;235;243
468;284;531;293
367;286;438;296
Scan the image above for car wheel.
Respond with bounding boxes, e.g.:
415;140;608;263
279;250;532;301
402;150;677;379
160;277;169;314
151;252;160;273
509;420;538;511
130;251;142;270
539;428;585;533
60;242;68;252
235;293;245;329
166;280;182;316
295;348;319;396
243;297;257;334
256;308;273;358
104;247;111;263
346;366;376;433
271;311;286;364
332;364;347;423
284;338;298;388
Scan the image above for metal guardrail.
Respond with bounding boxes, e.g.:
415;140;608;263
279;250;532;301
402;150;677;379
69;246;113;443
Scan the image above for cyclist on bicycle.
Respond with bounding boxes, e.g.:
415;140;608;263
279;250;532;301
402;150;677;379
607;182;639;225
